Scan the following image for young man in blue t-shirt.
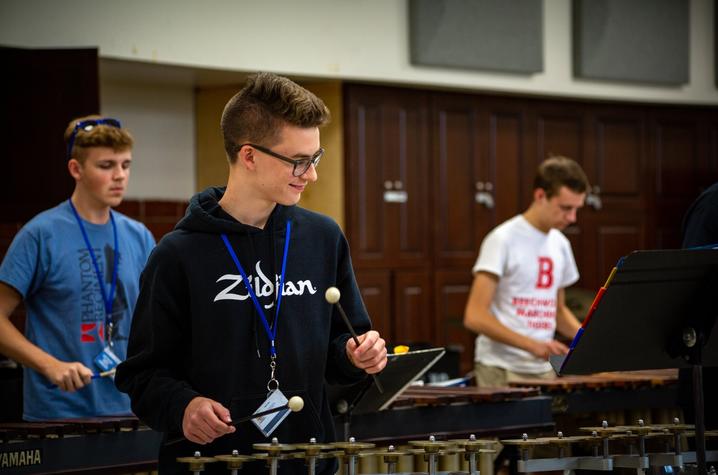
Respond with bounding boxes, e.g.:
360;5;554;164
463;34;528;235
0;115;155;420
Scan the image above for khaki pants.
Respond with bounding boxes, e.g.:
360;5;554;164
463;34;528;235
474;362;556;388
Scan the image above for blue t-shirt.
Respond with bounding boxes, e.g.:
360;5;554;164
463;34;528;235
0;200;155;420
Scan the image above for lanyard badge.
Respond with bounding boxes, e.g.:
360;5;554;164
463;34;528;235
221;220;291;392
68;200;121;372
251;387;291;437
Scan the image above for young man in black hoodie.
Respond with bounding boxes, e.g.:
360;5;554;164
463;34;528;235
116;72;387;474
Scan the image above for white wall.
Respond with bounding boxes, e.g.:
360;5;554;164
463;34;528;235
2;0;716;200
100;80;195;200
1;0;716;105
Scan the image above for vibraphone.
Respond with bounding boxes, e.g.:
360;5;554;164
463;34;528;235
502;419;718;473
0;417;162;474
175;421;718;475
334;385;554;443
177;435;499;475
172;371;698;474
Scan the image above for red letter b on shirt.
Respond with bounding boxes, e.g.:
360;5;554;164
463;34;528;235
536;257;554;288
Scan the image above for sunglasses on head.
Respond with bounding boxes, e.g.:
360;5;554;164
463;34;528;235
66;118;122;160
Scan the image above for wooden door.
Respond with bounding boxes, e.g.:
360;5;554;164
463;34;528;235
354;268;432;346
344;84;430;268
484;97;526;226
354;269;392;342
432;93;486;268
0;47;99;225
432;94;524;269
434;269;475;375
393;270;433;346
579;106;648;289
647;107;718;249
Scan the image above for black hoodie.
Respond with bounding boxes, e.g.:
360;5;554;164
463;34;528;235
116;187;370;474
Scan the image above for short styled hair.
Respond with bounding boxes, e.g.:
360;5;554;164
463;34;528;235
533;156;590;198
221;72;330;164
64;114;133;162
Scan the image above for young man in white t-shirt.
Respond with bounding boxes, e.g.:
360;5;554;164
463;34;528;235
463;156;589;387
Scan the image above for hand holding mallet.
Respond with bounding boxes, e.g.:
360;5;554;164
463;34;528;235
325;287;384;394
166;396;304;446
235;396;304;426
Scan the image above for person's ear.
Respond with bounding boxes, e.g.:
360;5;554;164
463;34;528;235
533;187;547;202
238;146;256;171
68;159;82;180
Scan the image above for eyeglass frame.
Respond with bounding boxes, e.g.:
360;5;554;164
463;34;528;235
238;143;323;177
67;118;123;160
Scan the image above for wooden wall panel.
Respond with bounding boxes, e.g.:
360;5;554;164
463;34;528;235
354;269;393;342
394;270;433;345
654;121;698;199
594;118;643;197
1;47;99;223
488;106;524;224
594;220;643;284
536;113;583;163
394;100;431;262
344;83;718;358
345;86;429;268
433;95;483;266
351;103;386;260
434;269;475;375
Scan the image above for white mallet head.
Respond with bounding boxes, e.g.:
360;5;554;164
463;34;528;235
288;396;304;412
325;286;341;304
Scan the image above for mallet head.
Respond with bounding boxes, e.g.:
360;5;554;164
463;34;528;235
324;286;341;304
288;396;304;412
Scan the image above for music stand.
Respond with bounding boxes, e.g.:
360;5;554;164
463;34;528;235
551;249;718;475
328;347;445;441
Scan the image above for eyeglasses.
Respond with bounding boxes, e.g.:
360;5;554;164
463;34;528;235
67;118;122;159
240;143;323;177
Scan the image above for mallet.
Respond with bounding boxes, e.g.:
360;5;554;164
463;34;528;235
231;396;304;426
165;396;304;446
325;287;384;394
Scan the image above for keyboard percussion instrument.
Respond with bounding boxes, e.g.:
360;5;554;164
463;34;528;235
167;368;718;474
0;371;704;474
173;418;717;475
502;418;718;473
176;434;498;475
0;416;161;474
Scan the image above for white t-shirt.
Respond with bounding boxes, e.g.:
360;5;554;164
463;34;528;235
472;215;579;373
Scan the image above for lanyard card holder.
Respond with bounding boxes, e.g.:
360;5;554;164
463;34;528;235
252;389;290;437
94;345;121;373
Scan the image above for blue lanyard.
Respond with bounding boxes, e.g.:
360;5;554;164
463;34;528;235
68;199;119;343
220;220;291;357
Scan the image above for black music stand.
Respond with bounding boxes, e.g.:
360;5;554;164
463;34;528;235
328;347;445;441
551;249;718;475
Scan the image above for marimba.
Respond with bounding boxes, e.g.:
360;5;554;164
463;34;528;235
508;369;681;427
0;417;161;474
335;385;554;443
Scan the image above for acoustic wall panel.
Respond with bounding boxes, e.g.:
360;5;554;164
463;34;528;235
573;0;689;85
409;0;543;74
